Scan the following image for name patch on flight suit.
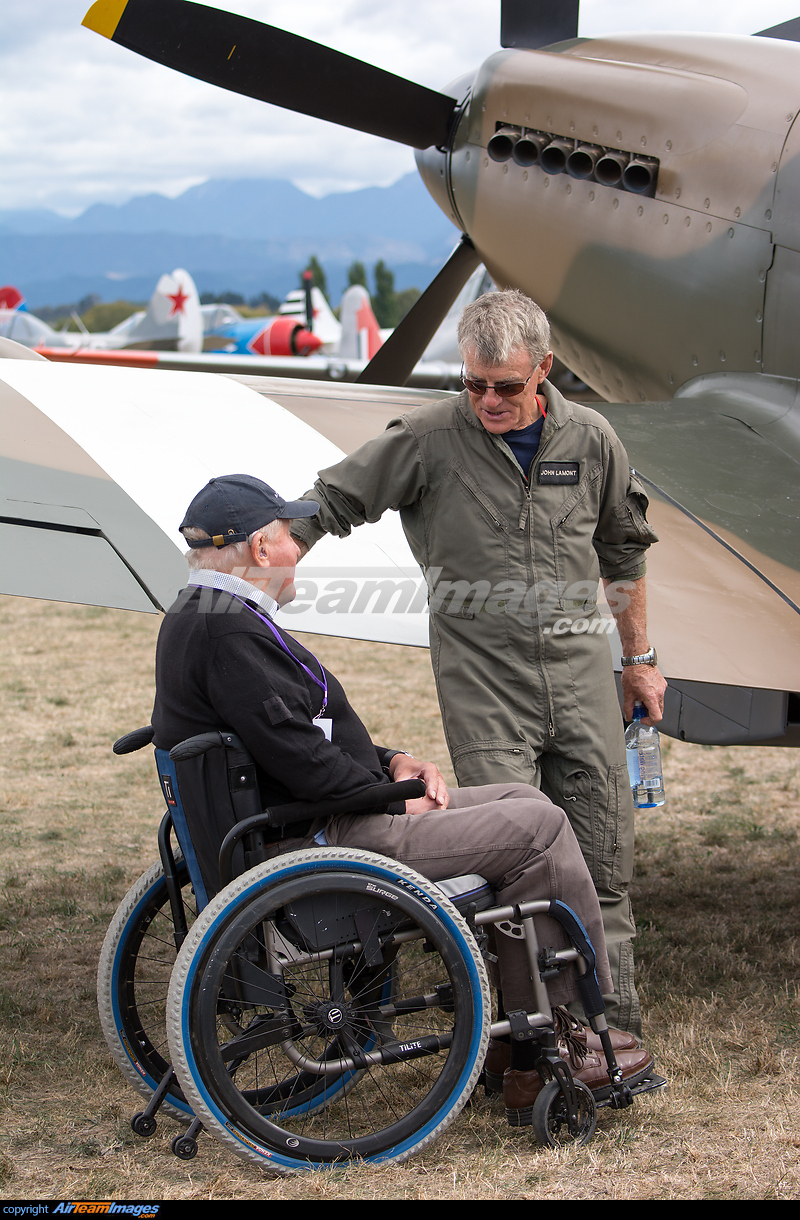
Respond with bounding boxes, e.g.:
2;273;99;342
538;462;580;484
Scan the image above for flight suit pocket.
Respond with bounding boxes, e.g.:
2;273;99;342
559;767;597;871
608;762;634;891
451;739;534;787
549;467;602;605
450;464;508;531
560;763;632;894
613;471;659;544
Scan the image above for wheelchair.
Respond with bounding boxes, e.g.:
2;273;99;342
99;725;665;1174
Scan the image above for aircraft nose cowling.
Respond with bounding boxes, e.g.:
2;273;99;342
291;328;323;357
415;70;475;231
415;142;451;219
247;318;323;358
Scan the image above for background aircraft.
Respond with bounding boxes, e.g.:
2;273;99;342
201;302;322;357
0;287;26;311
274;283;348;354
201;282;382;360
4;0;798;750
38;276;465;387
1;269;203;354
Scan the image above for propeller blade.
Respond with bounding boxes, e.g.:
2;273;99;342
83;0;459;149
500;0;580;50
356;237;480;387
755;17;800;42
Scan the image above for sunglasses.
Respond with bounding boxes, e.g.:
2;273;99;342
461;369;534;398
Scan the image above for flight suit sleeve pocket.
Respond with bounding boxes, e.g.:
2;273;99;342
613;470;659;544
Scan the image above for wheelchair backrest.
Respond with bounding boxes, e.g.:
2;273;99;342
155;732;266;908
155;749;211;910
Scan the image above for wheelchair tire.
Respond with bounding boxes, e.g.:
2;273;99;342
97;860;198;1124
167;847;491;1174
530;1078;597;1148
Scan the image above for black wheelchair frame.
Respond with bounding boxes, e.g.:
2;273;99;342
98;725;664;1173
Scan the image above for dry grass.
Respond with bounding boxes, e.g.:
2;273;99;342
0;594;799;1200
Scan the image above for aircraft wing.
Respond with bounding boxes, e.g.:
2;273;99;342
3;355;798;744
590;373;800;745
34;345;463;391
0;357;443;646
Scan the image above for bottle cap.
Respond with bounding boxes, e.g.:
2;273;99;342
632;702;647;720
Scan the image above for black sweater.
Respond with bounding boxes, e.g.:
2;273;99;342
151;585;402;813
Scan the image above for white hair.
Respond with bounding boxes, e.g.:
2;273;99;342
182;520;283;572
457;288;551;367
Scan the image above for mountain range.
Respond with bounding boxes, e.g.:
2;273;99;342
0;175;461;309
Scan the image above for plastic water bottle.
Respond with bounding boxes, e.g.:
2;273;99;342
625;702;666;808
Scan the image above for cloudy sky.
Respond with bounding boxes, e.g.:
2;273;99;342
2;0;799;214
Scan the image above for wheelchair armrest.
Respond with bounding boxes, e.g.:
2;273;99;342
218;777;427;888
266;777;427;827
169;730;245;762
113;725;155;755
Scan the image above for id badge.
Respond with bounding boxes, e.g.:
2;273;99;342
314;717;333;741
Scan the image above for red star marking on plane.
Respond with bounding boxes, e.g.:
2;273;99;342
166;286;189;315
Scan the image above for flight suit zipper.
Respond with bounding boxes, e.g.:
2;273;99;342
528;427;559;738
494;430;558;742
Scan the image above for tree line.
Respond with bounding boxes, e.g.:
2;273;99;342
28;258;420;332
302;256;420;329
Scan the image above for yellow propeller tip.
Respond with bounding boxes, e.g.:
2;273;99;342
82;0;129;39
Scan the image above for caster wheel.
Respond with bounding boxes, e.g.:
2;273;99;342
531;1078;597;1148
171;1134;198;1160
131;1112;157;1138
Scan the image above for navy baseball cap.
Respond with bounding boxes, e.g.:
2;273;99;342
180;474;319;549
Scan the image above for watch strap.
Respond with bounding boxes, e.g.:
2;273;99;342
621;646;657;667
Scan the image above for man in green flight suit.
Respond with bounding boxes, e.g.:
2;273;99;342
290;289;667;1037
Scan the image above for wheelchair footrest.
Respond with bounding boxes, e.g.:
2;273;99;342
595;1071;667;1109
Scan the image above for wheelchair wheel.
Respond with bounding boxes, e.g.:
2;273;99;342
97;860;198;1123
530;1078;597;1148
167;848;491;1173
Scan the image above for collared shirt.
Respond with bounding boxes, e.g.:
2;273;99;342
187;568;280;619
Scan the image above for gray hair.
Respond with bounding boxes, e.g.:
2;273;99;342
457;289;551;368
183;521;282;572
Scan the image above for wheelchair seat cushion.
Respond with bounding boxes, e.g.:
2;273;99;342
434;874;495;913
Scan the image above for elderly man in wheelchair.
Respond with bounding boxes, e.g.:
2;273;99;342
100;473;663;1174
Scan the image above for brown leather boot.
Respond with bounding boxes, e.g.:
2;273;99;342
553;1007;640;1054
483;1009;639;1094
503;1044;655;1126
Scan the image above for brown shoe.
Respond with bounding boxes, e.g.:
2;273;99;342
504;1045;655;1126
484;1010;639;1094
553;1007;640;1054
484;1039;512;1093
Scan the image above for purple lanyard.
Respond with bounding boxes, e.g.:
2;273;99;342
231;594;328;718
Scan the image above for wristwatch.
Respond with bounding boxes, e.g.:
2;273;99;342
621;646;658;667
382;749;412;775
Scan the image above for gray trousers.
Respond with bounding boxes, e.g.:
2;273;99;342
321;782;613;1014
444;646;641;1037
